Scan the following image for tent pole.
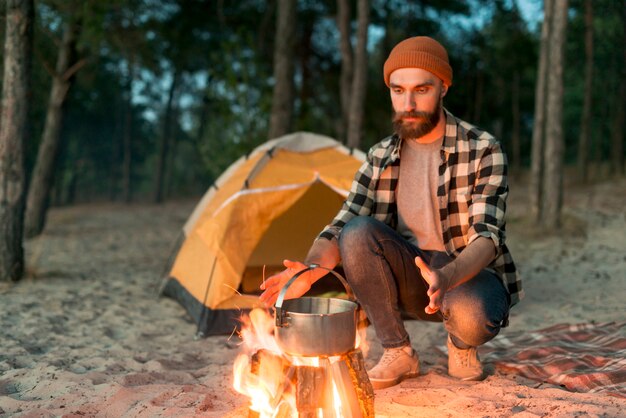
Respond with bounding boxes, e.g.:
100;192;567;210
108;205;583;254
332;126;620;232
195;254;218;339
155;230;186;296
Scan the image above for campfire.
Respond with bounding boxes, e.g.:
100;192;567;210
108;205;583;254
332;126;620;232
233;308;374;417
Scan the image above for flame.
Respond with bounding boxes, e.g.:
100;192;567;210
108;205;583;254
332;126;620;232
331;379;343;417
355;322;369;357
233;308;369;417
238;307;282;354
233;309;295;417
233;350;292;416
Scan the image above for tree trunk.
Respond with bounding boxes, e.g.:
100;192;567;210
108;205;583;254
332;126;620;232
492;75;505;144
298;19;314;123
610;0;626;176
511;70;521;175
109;78;123;201
530;0;553;220
153;70;179;204
0;0;33;282
346;0;369;149
24;18;81;238
591;89;607;177
541;0;568;229
165;103;180;199
257;0;276;56
381;2;394;64
337;0;353;143
267;0;296;140
66;162;78;205
194;77;211;147
122;59;134;203
577;0;593;182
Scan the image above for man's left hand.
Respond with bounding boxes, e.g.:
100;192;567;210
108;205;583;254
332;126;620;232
415;256;452;314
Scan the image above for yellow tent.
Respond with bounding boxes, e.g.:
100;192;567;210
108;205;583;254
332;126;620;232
160;132;365;336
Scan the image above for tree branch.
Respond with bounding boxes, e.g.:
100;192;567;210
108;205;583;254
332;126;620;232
62;58;87;82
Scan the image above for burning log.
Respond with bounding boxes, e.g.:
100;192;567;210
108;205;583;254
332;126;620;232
246;348;374;418
345;350;375;417
295;365;326;418
331;360;361;418
248;349;295;417
235;309;373;417
327;349;374;418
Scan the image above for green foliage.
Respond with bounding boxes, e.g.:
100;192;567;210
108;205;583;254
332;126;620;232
450;0;537;166
2;0;623;204
563;0;624;164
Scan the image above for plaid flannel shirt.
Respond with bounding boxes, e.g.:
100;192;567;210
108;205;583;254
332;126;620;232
319;109;523;306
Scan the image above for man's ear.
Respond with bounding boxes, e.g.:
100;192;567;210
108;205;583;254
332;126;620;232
440;84;449;98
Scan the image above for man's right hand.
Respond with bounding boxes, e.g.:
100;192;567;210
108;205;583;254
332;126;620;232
259;260;313;307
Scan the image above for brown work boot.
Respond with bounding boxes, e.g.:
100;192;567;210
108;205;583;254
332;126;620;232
447;336;484;381
367;345;419;389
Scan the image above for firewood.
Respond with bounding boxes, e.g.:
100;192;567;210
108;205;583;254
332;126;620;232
270;365;296;409
248;351;263;418
250;350;264;375
345;349;375;418
295;364;327;415
330;359;363;418
320;358;336;418
247;349;374;417
250;350;294;415
275;401;293;418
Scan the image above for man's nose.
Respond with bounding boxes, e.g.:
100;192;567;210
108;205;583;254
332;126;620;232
403;93;416;111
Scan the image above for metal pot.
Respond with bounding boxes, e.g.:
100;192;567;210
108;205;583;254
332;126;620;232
274;264;358;357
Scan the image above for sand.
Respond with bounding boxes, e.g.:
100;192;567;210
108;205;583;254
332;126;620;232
1;177;625;417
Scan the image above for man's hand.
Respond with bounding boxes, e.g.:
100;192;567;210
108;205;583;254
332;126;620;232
415;256;452;315
259;260;313;307
259;238;341;307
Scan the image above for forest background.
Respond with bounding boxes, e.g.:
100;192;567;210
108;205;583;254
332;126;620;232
0;0;625;281
0;1;625;415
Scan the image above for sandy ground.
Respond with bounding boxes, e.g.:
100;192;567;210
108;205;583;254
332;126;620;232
1;177;625;417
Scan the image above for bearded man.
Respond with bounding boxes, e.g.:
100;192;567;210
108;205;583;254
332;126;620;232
260;36;523;389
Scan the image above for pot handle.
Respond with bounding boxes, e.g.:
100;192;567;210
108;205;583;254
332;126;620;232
275;264;355;328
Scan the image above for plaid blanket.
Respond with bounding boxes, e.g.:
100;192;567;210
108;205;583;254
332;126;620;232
479;322;626;398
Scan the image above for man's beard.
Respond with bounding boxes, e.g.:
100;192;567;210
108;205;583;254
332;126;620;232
392;102;441;140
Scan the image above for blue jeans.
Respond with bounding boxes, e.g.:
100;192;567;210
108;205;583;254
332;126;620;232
338;216;510;349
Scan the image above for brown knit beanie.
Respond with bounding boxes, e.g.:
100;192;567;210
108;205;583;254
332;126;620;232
383;36;453;87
